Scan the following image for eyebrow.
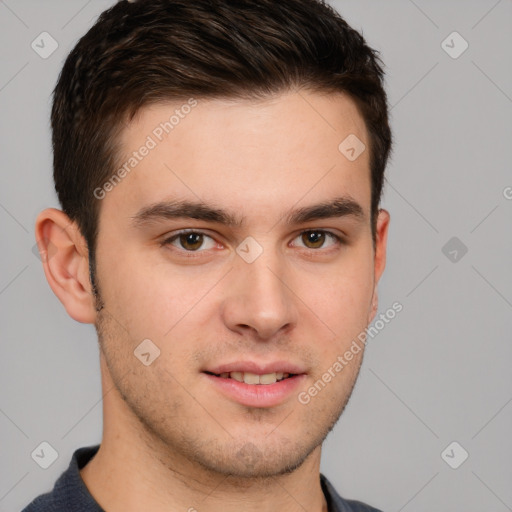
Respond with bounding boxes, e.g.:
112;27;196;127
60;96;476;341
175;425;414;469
130;196;365;229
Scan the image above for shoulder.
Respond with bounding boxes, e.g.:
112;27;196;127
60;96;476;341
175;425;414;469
21;492;57;512
21;445;103;512
320;473;384;512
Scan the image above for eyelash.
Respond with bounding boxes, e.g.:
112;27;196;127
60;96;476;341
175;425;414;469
160;229;345;256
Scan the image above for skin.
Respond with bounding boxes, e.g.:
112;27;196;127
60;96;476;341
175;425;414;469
35;89;389;512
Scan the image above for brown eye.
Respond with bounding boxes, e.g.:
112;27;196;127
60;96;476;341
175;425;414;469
294;230;342;250
302;231;326;249
178;232;204;251
162;231;217;252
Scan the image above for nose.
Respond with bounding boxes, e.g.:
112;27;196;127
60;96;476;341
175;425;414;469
220;246;299;340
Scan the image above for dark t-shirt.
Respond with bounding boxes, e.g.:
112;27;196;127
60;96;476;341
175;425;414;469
22;445;383;512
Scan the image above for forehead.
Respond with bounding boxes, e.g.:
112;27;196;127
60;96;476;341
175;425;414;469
103;90;371;227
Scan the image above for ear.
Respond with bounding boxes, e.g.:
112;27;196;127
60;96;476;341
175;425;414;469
34;208;97;324
368;208;390;324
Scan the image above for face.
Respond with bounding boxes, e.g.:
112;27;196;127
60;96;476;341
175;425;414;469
92;90;388;478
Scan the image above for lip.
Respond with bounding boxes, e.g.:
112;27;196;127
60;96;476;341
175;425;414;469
204;360;307;375
202;372;307;408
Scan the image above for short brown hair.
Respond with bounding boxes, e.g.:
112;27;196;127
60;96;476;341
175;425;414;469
51;0;392;292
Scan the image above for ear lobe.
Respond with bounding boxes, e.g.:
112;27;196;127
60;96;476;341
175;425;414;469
368;289;378;324
35;208;97;324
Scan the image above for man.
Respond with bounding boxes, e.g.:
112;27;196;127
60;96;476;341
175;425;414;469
24;0;392;510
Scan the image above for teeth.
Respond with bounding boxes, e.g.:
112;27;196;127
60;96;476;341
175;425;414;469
244;372;261;384
218;371;291;384
230;371;244;382
260;373;289;383
259;373;278;385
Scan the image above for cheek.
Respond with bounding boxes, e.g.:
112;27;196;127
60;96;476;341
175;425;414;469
301;254;374;353
309;252;374;312
100;249;224;345
96;229;375;345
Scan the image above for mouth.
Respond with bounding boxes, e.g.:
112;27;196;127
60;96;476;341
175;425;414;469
201;368;307;408
203;370;297;385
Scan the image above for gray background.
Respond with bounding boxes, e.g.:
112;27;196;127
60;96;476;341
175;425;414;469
1;1;511;511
